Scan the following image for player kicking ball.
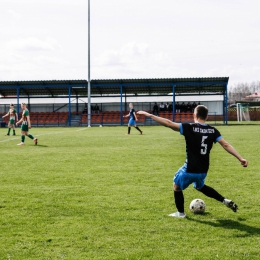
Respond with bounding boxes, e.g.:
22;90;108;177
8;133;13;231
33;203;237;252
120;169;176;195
138;105;248;218
16;103;38;146
123;103;143;135
2;104;18;136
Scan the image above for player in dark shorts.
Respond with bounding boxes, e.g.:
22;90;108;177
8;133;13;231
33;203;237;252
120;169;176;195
138;105;248;218
16;103;38;146
2;104;18;136
123;103;143;135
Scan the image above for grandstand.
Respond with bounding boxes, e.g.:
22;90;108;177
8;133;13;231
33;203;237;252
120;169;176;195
0;77;229;126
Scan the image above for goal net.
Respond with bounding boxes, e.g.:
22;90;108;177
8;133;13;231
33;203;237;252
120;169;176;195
236;103;250;122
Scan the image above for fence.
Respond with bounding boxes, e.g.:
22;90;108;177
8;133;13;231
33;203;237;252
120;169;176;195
228;107;260;121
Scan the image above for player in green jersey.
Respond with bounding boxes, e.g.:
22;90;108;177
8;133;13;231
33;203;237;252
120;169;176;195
2;104;18;136
16;103;38;146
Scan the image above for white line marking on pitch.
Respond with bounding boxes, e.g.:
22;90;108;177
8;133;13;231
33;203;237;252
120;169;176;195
0;128;88;143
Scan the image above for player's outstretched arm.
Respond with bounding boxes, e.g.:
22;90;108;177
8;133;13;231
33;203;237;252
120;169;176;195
137;111;180;131
2;113;8;118
218;138;248;167
123;113;130;118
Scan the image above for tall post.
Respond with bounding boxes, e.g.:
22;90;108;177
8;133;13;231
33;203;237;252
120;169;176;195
87;0;91;127
120;85;123;126
224;83;228;124
226;83;228;124
68;86;71;126
28;96;30;111
17;87;20;117
172;85;175;121
76;95;79;115
124;92;127;112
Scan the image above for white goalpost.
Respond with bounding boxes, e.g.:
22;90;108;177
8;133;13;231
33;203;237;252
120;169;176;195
236;103;250;122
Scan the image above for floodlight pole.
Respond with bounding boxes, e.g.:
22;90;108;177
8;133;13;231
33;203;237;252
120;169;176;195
87;0;91;127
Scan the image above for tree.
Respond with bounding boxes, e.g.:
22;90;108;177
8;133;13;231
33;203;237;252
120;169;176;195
228;81;260;104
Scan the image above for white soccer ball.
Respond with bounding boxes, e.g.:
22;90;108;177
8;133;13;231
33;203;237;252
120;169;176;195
99;125;103;127
189;199;206;214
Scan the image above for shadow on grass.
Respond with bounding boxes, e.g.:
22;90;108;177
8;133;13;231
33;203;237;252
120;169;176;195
34;144;48;147
187;217;260;237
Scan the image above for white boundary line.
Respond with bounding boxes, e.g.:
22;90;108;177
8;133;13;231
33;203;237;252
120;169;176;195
0;127;88;143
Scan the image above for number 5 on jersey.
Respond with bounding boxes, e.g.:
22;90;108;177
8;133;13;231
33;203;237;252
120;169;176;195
201;136;208;155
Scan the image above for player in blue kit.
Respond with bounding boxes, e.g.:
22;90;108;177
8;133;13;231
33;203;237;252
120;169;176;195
138;105;248;218
123;103;143;135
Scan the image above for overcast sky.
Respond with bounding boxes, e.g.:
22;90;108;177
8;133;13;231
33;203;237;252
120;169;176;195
0;0;259;87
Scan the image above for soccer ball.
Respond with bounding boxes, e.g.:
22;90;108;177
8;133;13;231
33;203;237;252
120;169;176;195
189;199;206;214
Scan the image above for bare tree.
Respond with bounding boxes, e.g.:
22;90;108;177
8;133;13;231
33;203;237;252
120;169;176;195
228;81;260;104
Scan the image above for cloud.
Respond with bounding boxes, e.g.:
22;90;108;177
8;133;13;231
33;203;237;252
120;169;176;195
8;37;61;52
92;42;174;78
93;42;151;67
91;41;260;86
0;37;70;81
7;9;21;20
0;0;259;85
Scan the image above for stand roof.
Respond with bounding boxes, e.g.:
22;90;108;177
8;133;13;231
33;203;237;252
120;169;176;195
0;77;228;97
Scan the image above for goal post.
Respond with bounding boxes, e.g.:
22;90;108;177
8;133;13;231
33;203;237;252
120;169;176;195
236;103;250;122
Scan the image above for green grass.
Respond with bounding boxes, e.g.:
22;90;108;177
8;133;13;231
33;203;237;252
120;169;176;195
208;121;260;125
0;125;259;260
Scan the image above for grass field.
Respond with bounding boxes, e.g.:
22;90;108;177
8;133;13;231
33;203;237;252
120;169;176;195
0;125;259;260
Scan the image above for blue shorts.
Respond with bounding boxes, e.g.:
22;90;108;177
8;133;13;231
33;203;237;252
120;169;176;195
128;119;136;126
173;164;207;190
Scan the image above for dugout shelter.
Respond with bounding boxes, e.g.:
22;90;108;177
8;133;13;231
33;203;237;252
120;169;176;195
0;77;229;126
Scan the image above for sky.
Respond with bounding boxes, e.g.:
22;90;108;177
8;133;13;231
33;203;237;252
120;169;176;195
0;0;259;87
